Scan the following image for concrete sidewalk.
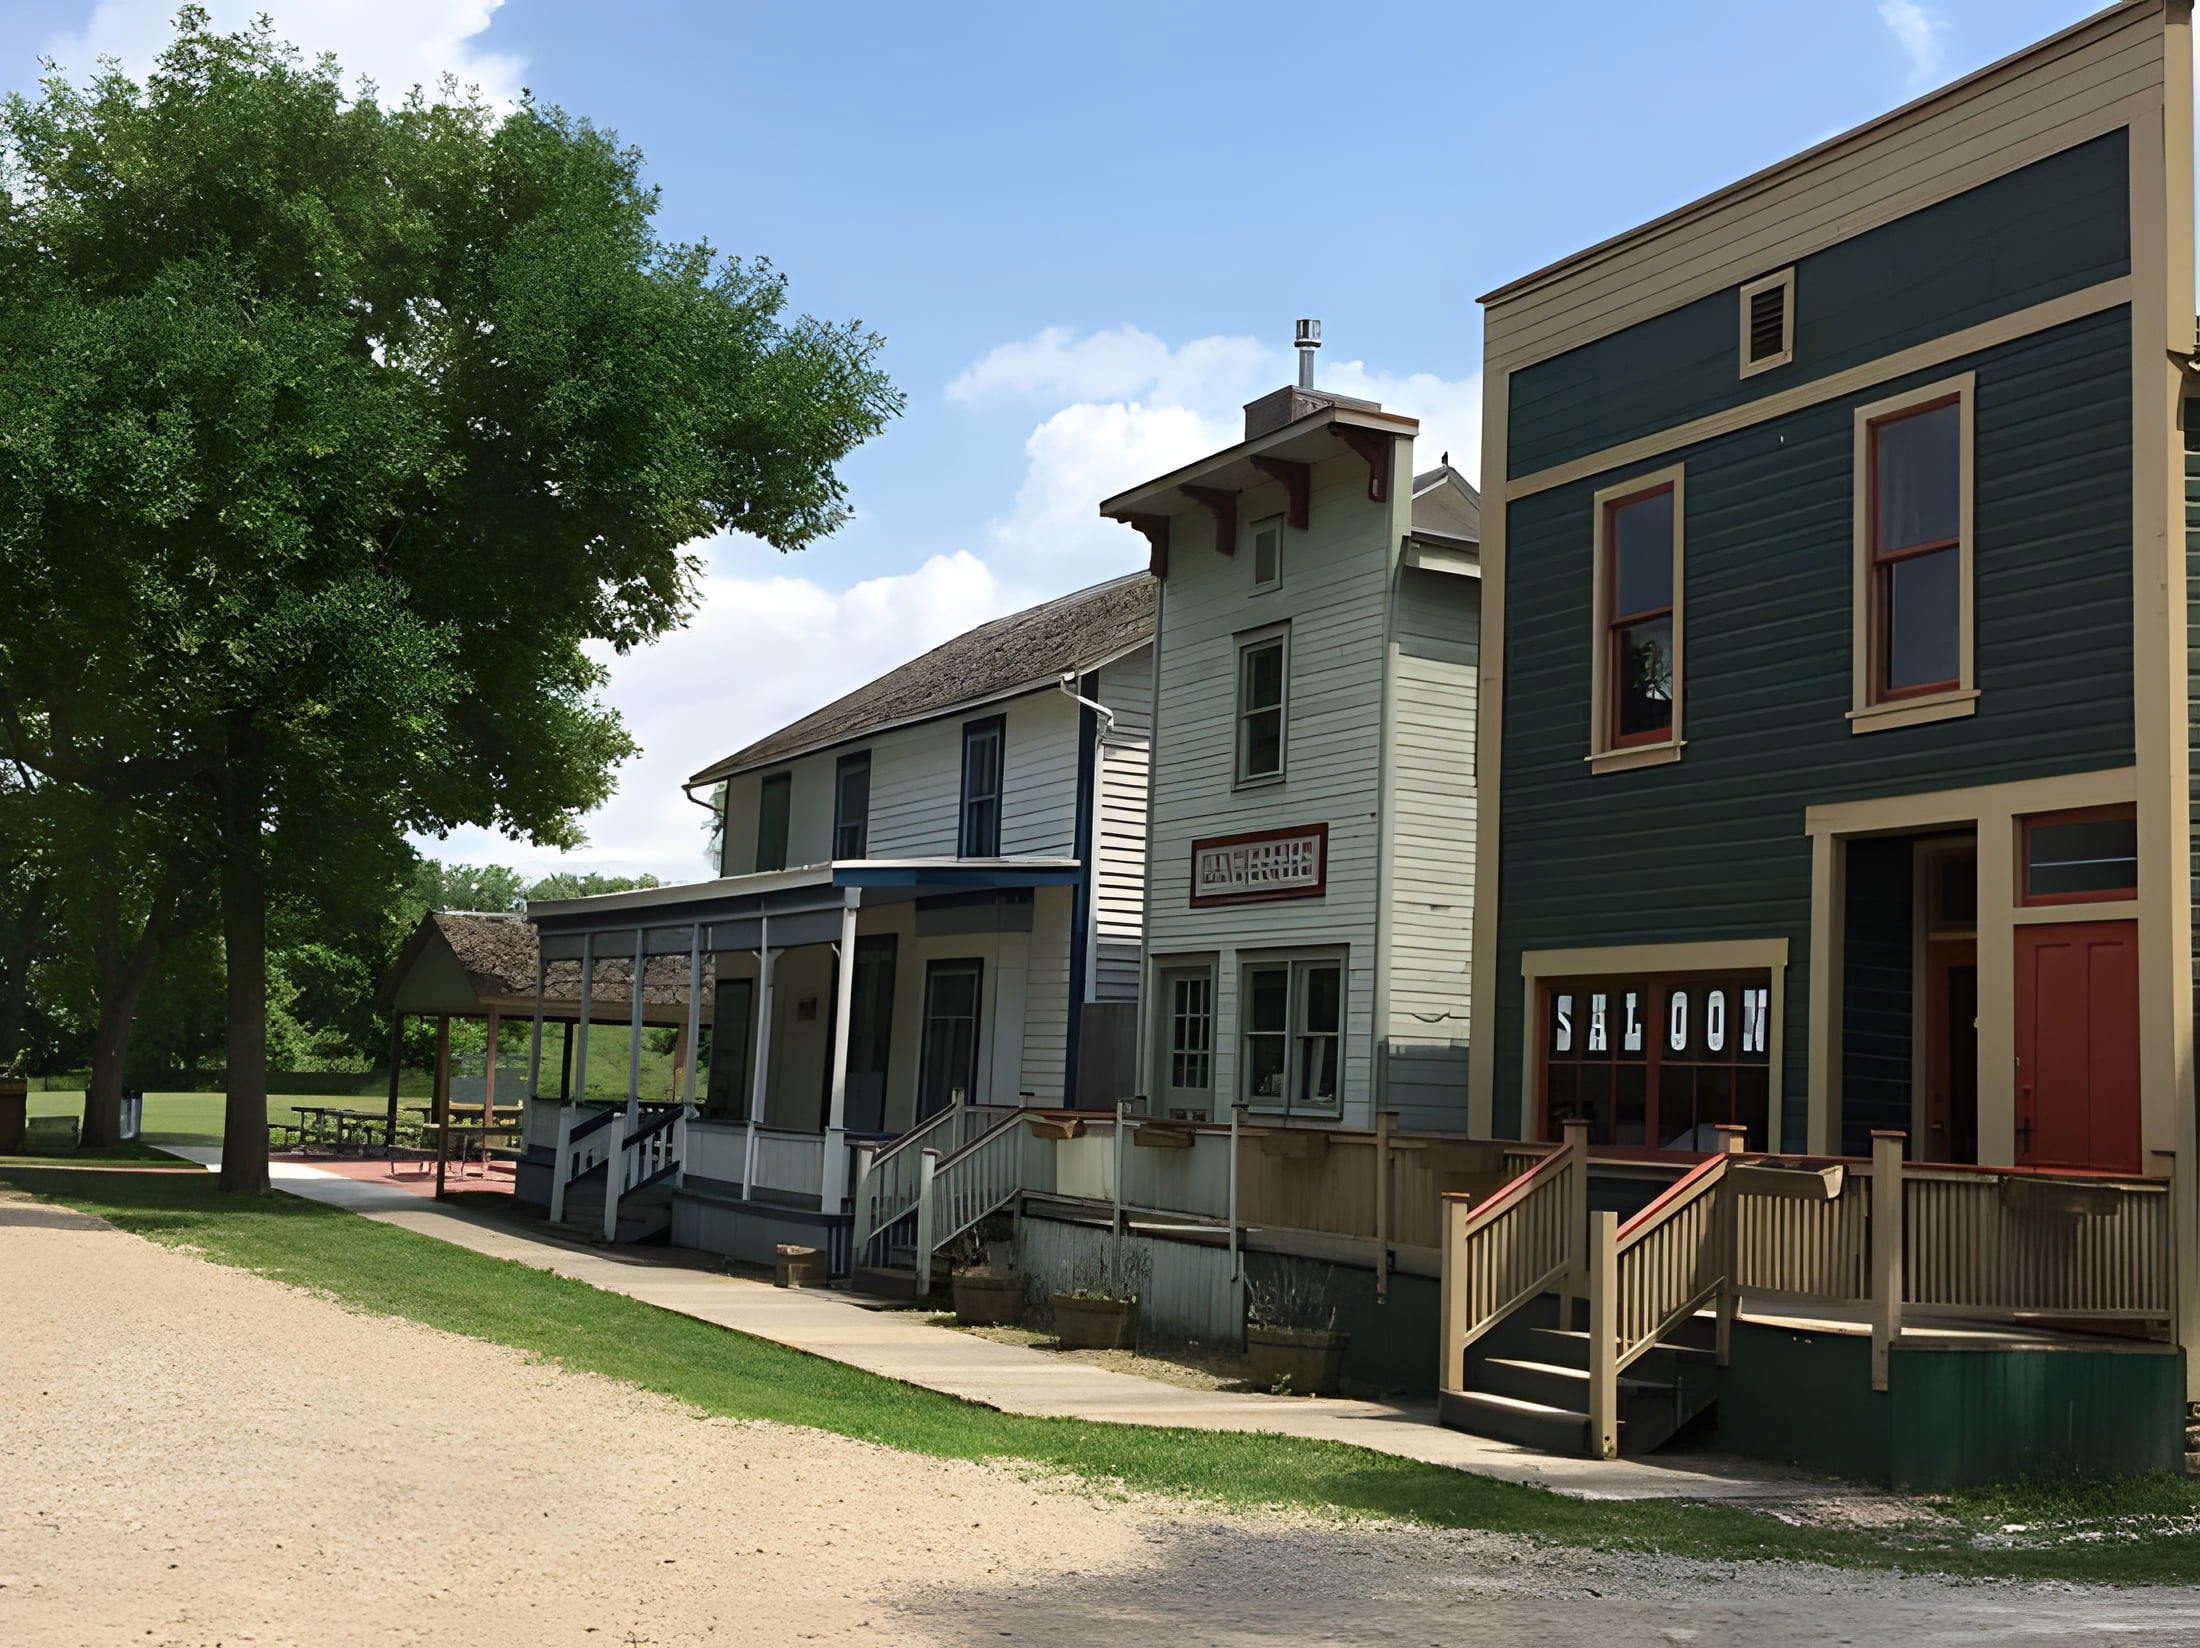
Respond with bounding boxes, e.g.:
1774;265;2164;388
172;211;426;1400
158;1145;1851;1504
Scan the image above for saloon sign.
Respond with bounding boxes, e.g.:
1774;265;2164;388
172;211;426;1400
1189;824;1329;908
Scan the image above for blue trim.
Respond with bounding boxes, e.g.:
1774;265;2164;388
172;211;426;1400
1065;674;1099;1104
831;864;1082;889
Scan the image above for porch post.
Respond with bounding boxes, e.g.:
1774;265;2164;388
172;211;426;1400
1559;1119;1590;1328
744;915;772;1199
682;923;704;1107
822;895;859;1211
1587;1210;1619;1460
483;1007;501;1130
1869;1130;1906;1392
383;1011;403;1164
625;927;647;1105
526;947;547;1098
1374;1108;1396;1301
433;1015;451;1200
573;934;594;1103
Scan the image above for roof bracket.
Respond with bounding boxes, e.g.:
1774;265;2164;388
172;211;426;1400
1330;426;1394;503
1178;485;1239;557
1248;456;1311;530
1106;510;1172;576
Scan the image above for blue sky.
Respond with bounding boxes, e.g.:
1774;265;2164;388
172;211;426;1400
1;0;2112;879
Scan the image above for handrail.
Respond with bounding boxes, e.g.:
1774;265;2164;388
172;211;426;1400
1438;1124;1589;1394
934;1105;1027;1172
1617;1150;1730;1247
1448;1134;1575;1232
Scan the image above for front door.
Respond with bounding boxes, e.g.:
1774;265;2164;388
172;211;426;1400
917;959;984;1119
2014;920;2139;1172
1153;966;1216;1118
845;935;898;1134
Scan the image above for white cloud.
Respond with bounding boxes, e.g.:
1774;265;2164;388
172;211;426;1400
958;324;1481;573
42;0;525;108
1877;1;1948;93
414;550;1012;884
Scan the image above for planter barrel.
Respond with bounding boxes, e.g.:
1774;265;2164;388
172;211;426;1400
1246;1326;1348;1396
1052;1293;1137;1351
952;1269;1025;1327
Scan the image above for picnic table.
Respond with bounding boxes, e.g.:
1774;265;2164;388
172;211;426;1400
284;1106;392;1154
401;1119;526;1182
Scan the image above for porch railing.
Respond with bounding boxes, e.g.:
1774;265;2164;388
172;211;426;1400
1437;1123;1589;1390
751;1127;827;1200
910;1108;1030;1286
850;1101;1020;1264
601;1104;687;1242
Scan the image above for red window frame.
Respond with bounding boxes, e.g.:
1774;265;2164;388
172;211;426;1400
1603;481;1676;749
2019;803;2138;907
1866;394;1962;704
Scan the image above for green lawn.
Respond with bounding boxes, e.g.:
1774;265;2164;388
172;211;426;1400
6;1167;2199;1584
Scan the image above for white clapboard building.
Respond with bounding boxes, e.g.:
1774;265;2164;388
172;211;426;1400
1102;330;1480;1131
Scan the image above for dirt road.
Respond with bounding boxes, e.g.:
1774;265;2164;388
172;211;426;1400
4;1191;2198;1647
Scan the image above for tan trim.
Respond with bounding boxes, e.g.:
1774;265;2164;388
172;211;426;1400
1467;363;1511;1138
1098;403;1418;517
1804;767;2137;838
1737;268;1796;377
1507;280;2129;503
1846;688;1980;733
2010;898;2144;926
2126;4;2198;1398
1519;939;1789;977
1800;766;2140;1162
1850;374;1977;718
1588;465;1686;763
1587;740;1685;774
1517;940;1788;1151
1479;2;2152;311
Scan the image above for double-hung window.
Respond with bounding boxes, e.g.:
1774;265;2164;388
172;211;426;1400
833;751;871;859
1852;376;1974;730
755;772;792;873
1242;954;1343;1115
1589;468;1683;769
959;716;1004;857
1235;628;1287;785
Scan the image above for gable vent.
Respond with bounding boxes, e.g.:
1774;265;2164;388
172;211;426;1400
1738;269;1794;376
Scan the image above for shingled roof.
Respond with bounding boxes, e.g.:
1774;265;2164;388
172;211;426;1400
381;911;712;1024
688;571;1156;787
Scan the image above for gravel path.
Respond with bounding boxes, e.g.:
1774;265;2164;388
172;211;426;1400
6;1191;2200;1647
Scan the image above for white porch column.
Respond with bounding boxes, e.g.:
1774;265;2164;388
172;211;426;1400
682;922;704;1106
743;915;773;1199
625;927;647;1104
525;949;547;1100
483;1007;500;1129
573;934;594;1102
822;894;860;1211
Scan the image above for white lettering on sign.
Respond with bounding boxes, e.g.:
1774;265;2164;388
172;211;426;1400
1706;990;1727;1053
1554;994;1573;1053
1668;991;1688;1053
1192;830;1325;902
1622;992;1642;1052
1588;994;1608;1052
1741;988;1769;1054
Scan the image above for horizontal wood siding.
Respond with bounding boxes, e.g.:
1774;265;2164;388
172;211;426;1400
1483;4;2163;373
1507;131;2130;478
1093;648;1153;1002
1146;450;1398;1118
1384;567;1480;1130
1494;307;2135;1144
1020;886;1074;1100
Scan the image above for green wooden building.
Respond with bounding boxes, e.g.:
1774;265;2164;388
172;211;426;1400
1444;0;2200;1483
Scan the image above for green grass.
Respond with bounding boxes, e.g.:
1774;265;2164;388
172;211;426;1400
9;1168;2200;1583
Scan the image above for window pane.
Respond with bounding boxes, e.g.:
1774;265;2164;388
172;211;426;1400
1301;963;1341;1034
1240;705;1283;779
1609;489;1673;617
1253;524;1281;586
1246;967;1289;1033
1245;1033;1287;1101
1613;615;1674;738
1241;641;1283;711
1884;546;1960;691
1297;1034;1338;1106
2026;815;2138;900
1874;402;1959;552
757;775;791;873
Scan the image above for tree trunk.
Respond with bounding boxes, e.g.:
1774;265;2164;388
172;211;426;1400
218;714;270;1195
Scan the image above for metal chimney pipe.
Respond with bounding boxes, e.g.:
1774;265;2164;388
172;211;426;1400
1295;318;1321;390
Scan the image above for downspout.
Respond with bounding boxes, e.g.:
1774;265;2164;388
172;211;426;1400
1060;671;1111;1106
681;780;725;876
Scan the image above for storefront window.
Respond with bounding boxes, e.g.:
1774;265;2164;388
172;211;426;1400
1540;970;1771;1149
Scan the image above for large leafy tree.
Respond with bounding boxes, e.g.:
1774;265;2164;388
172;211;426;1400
0;13;899;1190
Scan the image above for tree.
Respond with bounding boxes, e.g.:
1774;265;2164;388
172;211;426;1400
0;14;899;1191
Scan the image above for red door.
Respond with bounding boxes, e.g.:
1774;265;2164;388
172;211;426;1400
2014;920;2140;1173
